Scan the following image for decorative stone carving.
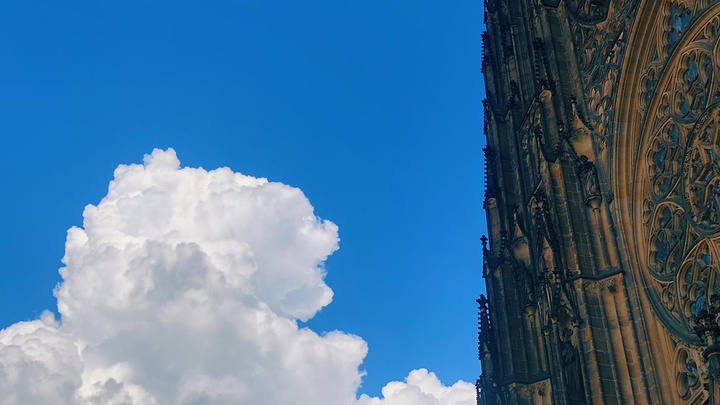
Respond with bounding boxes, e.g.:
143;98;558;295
518;106;544;186
565;0;611;25
647;202;685;277
678;241;720;320
637;2;720;118
683;105;720;232
577;155;603;207
673;345;704;401
582;279;601;292
566;0;640;175
633;2;720;342
537;380;549;397
600;276;619;293
690;296;720;402
513;260;536;312
560;328;586;403
647;121;684;199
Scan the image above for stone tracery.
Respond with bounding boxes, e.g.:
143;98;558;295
637;1;720;340
674;345;704;401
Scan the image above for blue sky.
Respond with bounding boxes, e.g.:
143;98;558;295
0;1;486;398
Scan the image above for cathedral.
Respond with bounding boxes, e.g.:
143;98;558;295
478;0;720;404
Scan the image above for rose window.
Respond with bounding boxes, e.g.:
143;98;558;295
635;8;720;340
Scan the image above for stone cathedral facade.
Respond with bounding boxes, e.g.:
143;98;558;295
478;0;720;404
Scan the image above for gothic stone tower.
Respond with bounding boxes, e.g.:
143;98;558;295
478;0;720;404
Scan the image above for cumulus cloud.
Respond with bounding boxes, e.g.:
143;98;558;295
0;148;474;405
358;369;476;405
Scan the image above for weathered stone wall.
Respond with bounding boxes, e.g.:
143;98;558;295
480;1;720;404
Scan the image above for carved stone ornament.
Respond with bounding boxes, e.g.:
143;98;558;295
570;0;640;134
565;0;611;25
560;328;586;403
633;3;720;342
577;155;604;207
673;345;706;402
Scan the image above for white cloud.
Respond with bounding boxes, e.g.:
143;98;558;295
0;148;474;405
0;312;81;404
358;369;476;405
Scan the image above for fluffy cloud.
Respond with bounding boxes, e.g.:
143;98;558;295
0;313;81;404
359;369;476;405
0;148;474;405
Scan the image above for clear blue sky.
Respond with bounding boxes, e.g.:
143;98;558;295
0;1;486;397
